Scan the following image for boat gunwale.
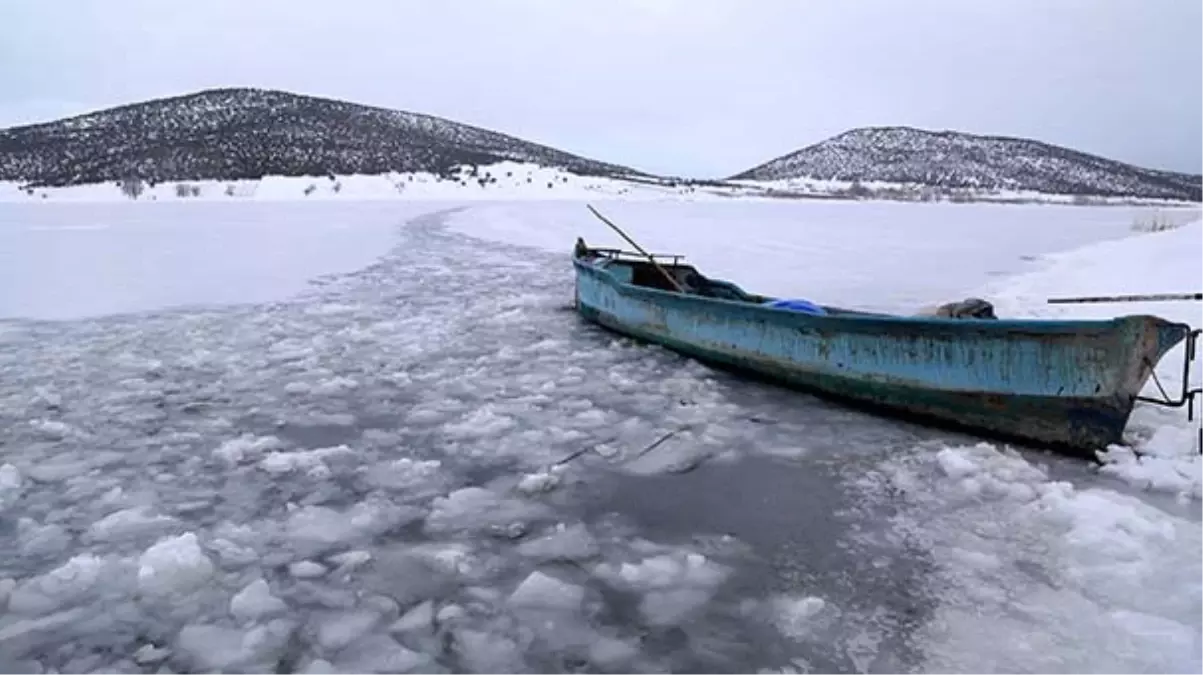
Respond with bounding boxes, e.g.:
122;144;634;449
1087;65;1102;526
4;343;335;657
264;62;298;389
572;253;1192;338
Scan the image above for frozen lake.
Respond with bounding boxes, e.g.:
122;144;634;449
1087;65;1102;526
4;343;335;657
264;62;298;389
0;202;408;320
0;199;1198;673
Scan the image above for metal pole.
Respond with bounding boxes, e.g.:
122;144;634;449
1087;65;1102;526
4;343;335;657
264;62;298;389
1047;292;1203;305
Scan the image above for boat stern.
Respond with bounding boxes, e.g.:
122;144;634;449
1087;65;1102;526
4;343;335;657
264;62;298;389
1117;315;1194;391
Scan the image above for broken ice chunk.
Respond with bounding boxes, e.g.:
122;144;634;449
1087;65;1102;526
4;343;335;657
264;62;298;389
298;658;336;674
7;554;109;616
0;463;23;510
517;523;600;562
259;445;353;477
137;533;215;597
313;610;384;652
287;501;421;553
328;549;372;571
516;470;561;495
289;560;328;579
229;578;287;622
210;538;260;568
86;506;180;543
175;620;295;672
132;644;171;665
424;486;547;535
334;634;431;674
212;434;283;466
507;571;585;611
390;600;434;635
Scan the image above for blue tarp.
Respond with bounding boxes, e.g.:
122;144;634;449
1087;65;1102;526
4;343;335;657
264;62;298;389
762;298;827;315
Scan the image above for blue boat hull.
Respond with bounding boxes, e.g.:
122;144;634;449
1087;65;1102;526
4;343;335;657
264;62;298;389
572;251;1192;455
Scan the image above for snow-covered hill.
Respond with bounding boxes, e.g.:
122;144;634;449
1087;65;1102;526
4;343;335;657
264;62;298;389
731;127;1202;202
0;88;645;187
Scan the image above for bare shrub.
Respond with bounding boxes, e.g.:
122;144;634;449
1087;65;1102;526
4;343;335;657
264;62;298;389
1132;210;1187;233
119;178;145;199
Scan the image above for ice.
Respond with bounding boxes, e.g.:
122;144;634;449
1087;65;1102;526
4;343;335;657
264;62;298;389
1097;423;1203;500
329;549;373;571
313;609;384;651
507;570;586;611
132;644;171;665
424;486;549;536
213;433;283;465
334;634;431;673
517;523;600;562
136;533;215;597
874;440;1203;673
595;551;729;626
0;201;405;320
6;554;110;616
16;519;72;558
451;628;526;673
516;469;562;495
772;595;829;640
447;201;1147;314
390;600;435;634
209;538;260;568
362;457;445;493
286;500;422;553
259;444;353;477
0;607;90;655
85;506;181;543
175;619;296;672
289;560;328;579
935;448;979;480
0;463;22;510
0;578;14;608
1;200;1198;673
977;220;1203;499
230;578;288;622
298;658;336;674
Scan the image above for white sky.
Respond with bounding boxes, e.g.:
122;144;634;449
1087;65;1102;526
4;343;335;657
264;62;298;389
1;0;1200;177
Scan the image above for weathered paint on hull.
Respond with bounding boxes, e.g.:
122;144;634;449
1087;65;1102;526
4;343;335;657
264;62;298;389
573;258;1191;455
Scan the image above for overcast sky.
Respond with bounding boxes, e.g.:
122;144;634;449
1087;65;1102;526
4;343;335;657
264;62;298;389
2;0;1199;177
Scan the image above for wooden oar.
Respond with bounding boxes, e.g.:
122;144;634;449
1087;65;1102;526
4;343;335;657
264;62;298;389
1048;292;1203;305
586;204;686;293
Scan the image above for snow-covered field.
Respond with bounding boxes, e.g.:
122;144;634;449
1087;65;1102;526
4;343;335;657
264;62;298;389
0;197;1199;673
5;160;1197;207
0;163;737;204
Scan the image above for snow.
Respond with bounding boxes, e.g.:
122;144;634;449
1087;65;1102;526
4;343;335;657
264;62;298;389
867;441;1202;673
732;127;1201;204
0;162;732;206
978;220;1203;498
0;201;407;319
446;200;1173;313
0;197;1199;673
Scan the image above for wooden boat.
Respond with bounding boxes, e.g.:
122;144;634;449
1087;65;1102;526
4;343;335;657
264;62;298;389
571;239;1200;456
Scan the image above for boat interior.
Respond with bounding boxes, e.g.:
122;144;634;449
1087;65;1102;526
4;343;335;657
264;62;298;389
575;243;886;317
576;245;769;302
